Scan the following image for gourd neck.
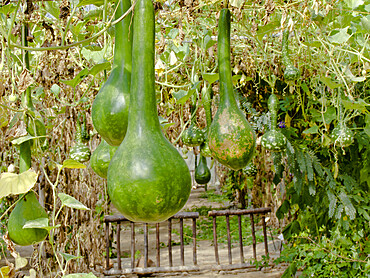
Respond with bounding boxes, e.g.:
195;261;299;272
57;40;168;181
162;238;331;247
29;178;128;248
282;29;292;67
127;0;161;136
218;9;238;109
112;0;132;69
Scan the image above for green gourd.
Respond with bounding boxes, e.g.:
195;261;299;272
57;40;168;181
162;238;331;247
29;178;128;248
91;0;132;146
195;154;211;185
90;139;118;179
107;0;191;223
79;113;90;144
331;123;354;148
261;94;287;152
7;191;48;246
208;9;256;171
282;29;300;81
243;162;257;177
181;120;205;147
70;123;91;163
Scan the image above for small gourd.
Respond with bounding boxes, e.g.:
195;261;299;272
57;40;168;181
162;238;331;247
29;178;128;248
90;139;118;179
91;0;132;146
79;113;90;144
243;162;257;177
200;140;212;157
195;154;211;185
282;29;300;81
107;0;191;223
181;120;205;147
331;123;354;148
208;9;256;171
70;122;91;163
7;191;48;246
261;94;287;152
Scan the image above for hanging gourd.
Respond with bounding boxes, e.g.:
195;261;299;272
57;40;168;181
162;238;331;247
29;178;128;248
208;8;256;171
282;29;300;82
90;139;118;179
200;84;213;158
195;154;211;185
331;123;354;148
181;119;205;147
79;112;90;144
261;94;287;152
7;191;48;246
70;122;91;163
107;0;191;223
243;162;257;177
91;0;132;146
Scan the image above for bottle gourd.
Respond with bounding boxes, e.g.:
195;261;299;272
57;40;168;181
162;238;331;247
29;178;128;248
107;0;191;223
90;139;118;179
261;94;287;152
91;0;132;146
195;154;211;185
7;191;48;246
208;9;256;171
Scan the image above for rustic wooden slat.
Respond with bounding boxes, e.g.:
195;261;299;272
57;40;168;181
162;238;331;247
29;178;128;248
226;215;232;264
192;218;197;265
208;207;271;217
237;215;244;263
105;222;110;270
156;223;160;267
104;211;199;223
262;216;269;256
250;214;257;260
130;222;135;268
168;218;173;267
212;216;219;265
144;223;148;268
117;222;121;270
180;218;184;266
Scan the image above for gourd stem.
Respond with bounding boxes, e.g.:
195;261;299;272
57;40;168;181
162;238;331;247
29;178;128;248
128;0;159;133
218;9;238;108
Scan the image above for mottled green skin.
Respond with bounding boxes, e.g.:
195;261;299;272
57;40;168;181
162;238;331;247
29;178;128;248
261;130;287;152
195;155;211;184
262;94;287;152
91;0;132;146
7;191;48;246
284;65;301;81
208;107;256;170
90;139;118;179
331;124;354;148
107;0;191;223
181;123;205;147
70;143;91;162
208;9;256;171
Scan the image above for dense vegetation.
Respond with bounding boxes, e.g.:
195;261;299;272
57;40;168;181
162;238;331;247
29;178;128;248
0;0;369;276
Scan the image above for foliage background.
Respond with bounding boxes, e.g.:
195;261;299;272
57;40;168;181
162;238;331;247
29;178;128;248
0;0;369;276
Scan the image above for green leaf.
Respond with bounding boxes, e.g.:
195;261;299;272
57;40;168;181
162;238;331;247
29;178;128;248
60;68;89;89
62;273;97;278
77;0;106;7
328;27;351;44
0;169;38;199
88;62;111;77
11;135;47;146
256;19;279;42
319;76;342;90
338;191;356;220
344;0;364;9
302;125;319;134
341;98;369;113
62;159;87;169
328;190;337;218
59;252;84;262
276;199;290;220
43;1;60;19
202;73;219;84
58;193;90;210
50;84;61;97
23;218;59;232
15;256;28;270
